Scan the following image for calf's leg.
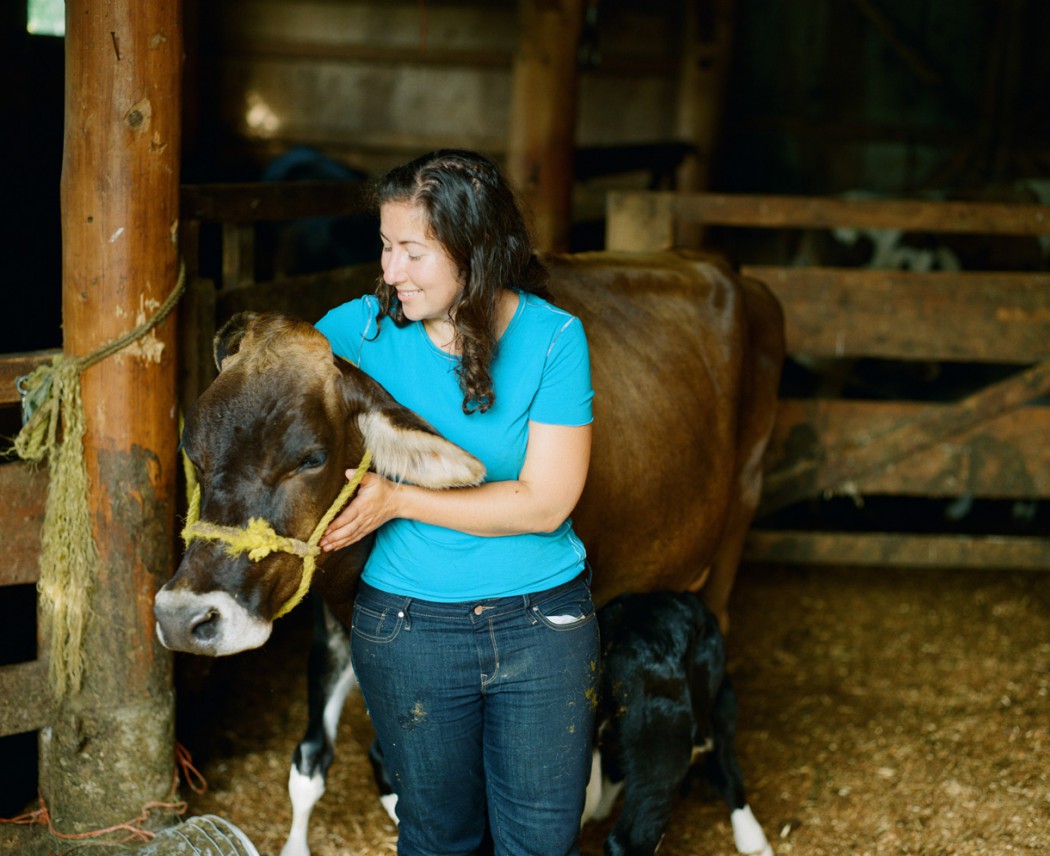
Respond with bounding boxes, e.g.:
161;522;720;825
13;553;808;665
281;597;357;856
603;683;694;855
699;678;774;856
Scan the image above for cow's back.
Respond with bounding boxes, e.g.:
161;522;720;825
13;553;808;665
542;250;784;618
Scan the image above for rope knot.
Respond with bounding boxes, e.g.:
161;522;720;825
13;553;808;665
11;356;78;465
243;519;318;561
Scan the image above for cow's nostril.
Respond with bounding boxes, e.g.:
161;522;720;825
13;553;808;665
191;608;221;642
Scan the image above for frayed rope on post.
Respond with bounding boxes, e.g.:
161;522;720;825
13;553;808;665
6;262;186;699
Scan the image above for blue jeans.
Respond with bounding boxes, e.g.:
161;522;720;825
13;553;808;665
350;572;600;856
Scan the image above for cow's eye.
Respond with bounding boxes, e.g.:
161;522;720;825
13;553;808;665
297;451;328;472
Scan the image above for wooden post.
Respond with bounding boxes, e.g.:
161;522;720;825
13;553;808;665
605;191;678;253
506;0;586;253
674;0;735;246
43;0;181;832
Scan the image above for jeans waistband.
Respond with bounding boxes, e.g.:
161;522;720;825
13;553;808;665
356;566;591;619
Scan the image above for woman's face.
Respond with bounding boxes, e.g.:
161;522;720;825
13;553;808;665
380;201;463;323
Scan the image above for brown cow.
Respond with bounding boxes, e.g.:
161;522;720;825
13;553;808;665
154;313;487;655
153;248;784;856
551;250;784;626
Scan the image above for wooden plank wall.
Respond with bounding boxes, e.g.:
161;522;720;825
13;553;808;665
607;190;1050;570
190;0;719;254
199;0;689;175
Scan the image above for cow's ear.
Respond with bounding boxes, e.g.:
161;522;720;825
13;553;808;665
213;312;260;371
336;358;486;489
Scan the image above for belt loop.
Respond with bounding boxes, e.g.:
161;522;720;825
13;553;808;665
527;597;540;625
400;597;413;631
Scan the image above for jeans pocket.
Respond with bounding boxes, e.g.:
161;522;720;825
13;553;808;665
351;601;406;643
531;583;596;631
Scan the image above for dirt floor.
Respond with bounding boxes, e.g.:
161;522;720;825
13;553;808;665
4;562;1049;855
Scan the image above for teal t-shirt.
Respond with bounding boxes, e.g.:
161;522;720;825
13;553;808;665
315;292;593;601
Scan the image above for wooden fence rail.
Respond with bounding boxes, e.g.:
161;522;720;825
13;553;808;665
607;190;1050;571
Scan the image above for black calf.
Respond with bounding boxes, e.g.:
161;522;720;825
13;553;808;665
587;591;773;856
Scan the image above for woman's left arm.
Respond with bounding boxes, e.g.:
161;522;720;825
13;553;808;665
319;421;592;551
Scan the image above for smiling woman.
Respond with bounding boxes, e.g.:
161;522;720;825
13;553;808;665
313;149;598;855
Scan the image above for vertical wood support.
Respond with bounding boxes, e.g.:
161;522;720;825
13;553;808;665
605;191;677;252
45;0;182;832
675;0;735;192
222;222;256;288
674;0;735;246
506;0;586;253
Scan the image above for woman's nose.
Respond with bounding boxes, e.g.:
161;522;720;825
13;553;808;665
383;251;404;284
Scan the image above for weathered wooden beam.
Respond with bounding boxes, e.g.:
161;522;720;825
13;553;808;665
0;462;47;587
766;399;1050;500
760;360;1050;515
229;40;514;68
745;267;1050;362
744;530;1050;570
222;221;255;288
180;180;370;223
224;40;681;77
673;192;1050;236
605;191;677;252
674;0;734;195
607;191;1050;241
0;351;61;406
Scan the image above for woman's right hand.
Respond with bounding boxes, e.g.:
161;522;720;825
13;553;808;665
319;471;400;551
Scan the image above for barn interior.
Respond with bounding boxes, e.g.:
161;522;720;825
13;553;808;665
1;1;1048;854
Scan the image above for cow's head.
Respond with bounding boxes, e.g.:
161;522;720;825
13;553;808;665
154;311;484;656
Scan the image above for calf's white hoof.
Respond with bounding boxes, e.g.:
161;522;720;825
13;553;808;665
731;804;774;856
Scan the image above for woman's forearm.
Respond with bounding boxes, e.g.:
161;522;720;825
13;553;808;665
390;478;575;537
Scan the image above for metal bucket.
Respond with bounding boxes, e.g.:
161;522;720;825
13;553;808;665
131;814;261;856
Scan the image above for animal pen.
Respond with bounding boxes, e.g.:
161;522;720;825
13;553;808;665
3;0;1050;853
12;177;1050;855
605;190;1050;570
179;183;1050;576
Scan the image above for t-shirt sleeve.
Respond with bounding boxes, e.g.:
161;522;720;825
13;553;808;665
315;297;377;365
529;316;594;426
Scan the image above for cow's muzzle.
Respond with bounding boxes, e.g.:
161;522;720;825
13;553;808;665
154;586;272;656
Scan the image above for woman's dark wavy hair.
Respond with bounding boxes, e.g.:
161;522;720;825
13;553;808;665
372;149;551;414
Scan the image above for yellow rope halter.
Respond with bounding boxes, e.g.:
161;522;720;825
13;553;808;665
181;449;373;619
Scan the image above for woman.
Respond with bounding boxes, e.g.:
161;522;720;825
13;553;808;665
315;149;598;856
